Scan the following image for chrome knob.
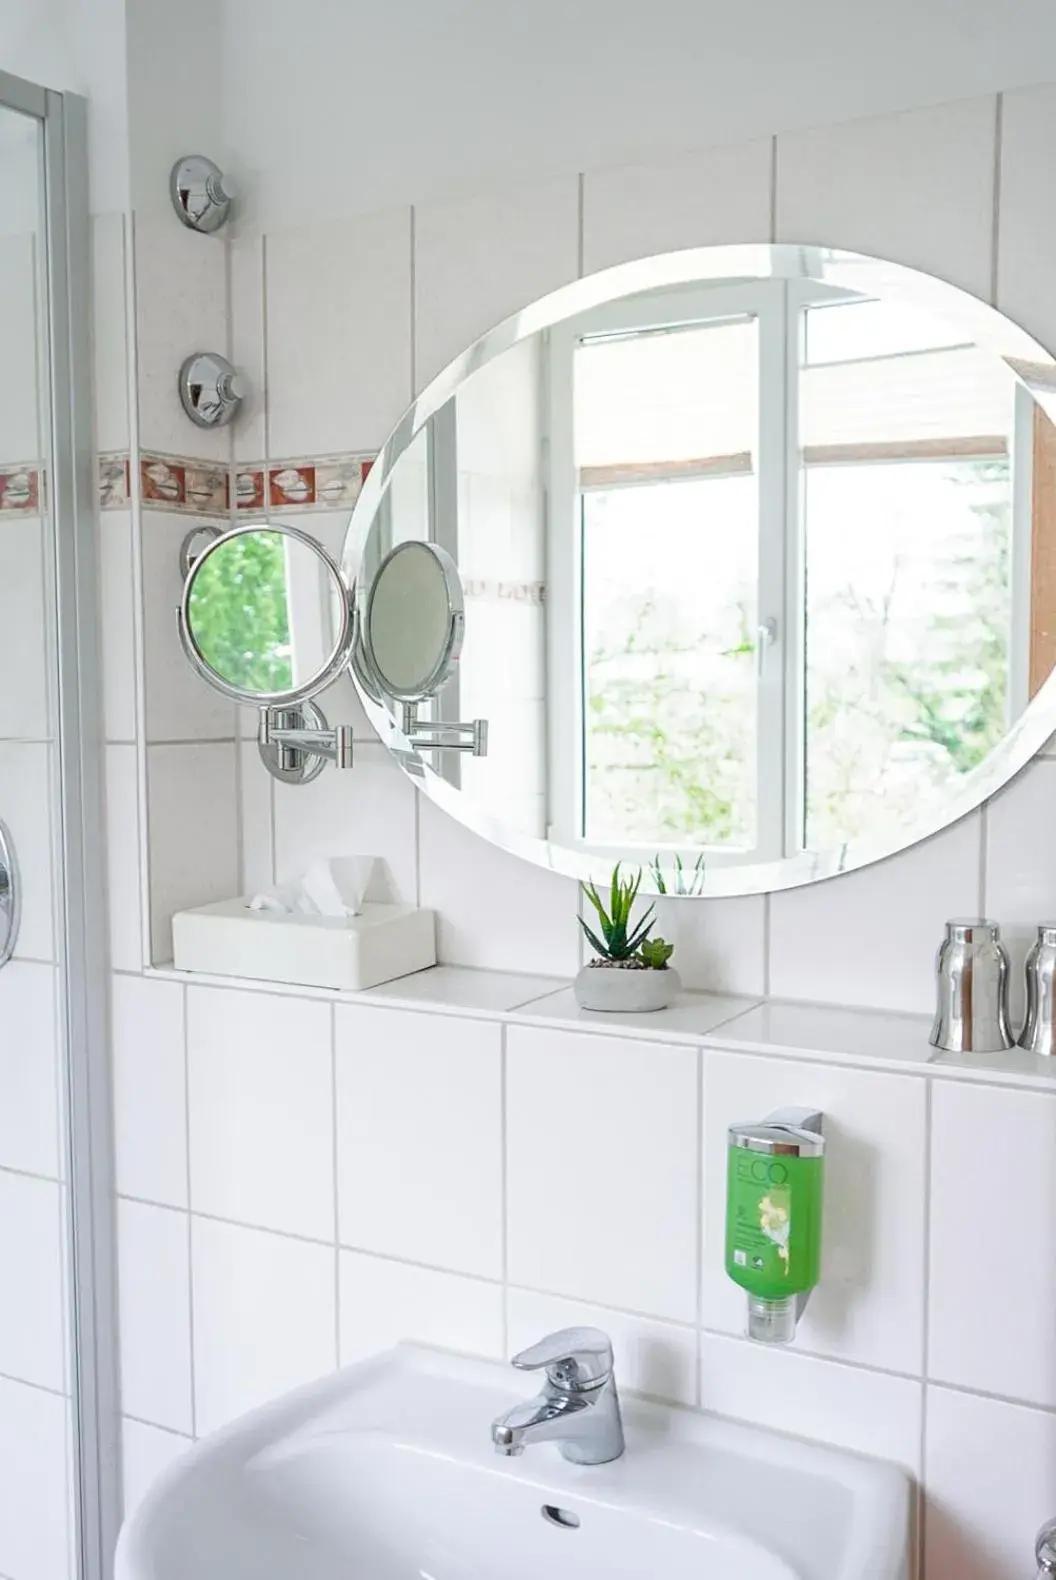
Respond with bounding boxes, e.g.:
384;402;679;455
178;352;246;429
1037;1518;1056;1576
169;154;234;233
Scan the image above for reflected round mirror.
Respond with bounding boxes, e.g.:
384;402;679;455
179;523;355;706
343;243;1056;898
361;540;464;702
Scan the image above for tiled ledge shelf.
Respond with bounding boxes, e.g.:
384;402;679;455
140;961;1056;1095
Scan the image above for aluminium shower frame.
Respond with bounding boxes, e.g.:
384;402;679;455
0;67;122;1580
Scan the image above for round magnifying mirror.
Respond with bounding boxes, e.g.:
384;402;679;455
178;523;356;707
362;540;464;702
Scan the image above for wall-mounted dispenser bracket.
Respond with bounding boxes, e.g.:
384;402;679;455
258;702;354;785
398;701;489;757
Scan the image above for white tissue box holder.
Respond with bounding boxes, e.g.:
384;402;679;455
171;898;436;992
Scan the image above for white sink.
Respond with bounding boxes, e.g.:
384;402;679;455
115;1345;910;1580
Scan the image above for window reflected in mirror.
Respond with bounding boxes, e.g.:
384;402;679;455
345;246;1056;895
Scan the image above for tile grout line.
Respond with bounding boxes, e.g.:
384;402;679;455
409;206;417;398
181;981;198;1439
917;1076;935;1579
330;1003;342;1369
122;1413;193;1442
769;135;779;244
0;1366;70;1401
500;1022;509;1357
694;1046;705;1407
990;93;1004;308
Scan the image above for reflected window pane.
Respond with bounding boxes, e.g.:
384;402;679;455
582;476;758;848
803;458;1012;851
575;314;760;851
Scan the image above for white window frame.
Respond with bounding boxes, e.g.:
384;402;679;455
544;279;1028;866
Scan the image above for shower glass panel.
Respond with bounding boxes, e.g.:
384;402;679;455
0;74;117;1580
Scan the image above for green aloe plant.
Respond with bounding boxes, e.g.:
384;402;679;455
579;864;656;963
650;852;707;896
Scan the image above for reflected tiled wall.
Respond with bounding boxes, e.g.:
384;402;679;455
103;83;1056;1580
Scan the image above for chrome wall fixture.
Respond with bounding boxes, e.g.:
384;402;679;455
177;523;358;785
0;818;20;968
178;524;222;580
178;352;246;429
169;154;234;233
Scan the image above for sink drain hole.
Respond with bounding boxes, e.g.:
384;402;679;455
542;1505;581;1530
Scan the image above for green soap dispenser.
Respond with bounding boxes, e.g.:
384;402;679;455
725;1107;825;1345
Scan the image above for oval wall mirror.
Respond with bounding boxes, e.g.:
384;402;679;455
342;243;1056;897
179;523;356;707
361;540;465;702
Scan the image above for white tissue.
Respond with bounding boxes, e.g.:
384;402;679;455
249;857;374;922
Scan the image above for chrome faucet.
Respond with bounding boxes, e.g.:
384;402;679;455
490;1327;625;1465
1037;1518;1056;1579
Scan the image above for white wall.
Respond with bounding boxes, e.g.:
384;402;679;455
217;0;1056;225
97;15;1056;1577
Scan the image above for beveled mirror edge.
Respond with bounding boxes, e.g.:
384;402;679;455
178;521;357;709
340;242;1056;898
361;540;466;703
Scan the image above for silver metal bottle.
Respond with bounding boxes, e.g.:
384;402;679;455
1018;924;1056;1056
929;918;1013;1055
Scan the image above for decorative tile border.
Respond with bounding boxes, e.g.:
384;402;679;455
463;578;546;604
96;450;376;519
0;464;42;512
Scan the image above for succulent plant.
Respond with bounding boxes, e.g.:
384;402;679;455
579;864;656;963
639;936;675;969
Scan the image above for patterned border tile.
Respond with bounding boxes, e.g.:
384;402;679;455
0;464;42;512
463;578;546;604
95;449;376;519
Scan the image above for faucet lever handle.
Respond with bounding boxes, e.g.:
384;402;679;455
510;1326;614;1390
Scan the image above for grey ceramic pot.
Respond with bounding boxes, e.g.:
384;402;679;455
573;962;681;1012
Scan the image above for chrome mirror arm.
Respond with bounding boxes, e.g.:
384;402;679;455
399;702;488;757
258;706;355;783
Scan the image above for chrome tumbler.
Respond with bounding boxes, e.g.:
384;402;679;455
929;918;1014;1055
1018;924;1056;1057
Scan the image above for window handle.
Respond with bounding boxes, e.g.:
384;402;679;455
756;618;778;676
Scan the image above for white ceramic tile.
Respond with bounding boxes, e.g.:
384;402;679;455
0;235;43;462
999;85;1056;353
273;742;417;905
188;985;334;1240
985;759;1056;1024
0;1376;71;1580
929;1081;1056;1406
111;974;187;1207
0;741;54;961
0;1171;65;1391
97;510;138;743
121;1418;192;1519
363;964;565;1015
141;512;237;742
336;1006;502;1277
239;738;274;895
705;999;935;1071
0;518;48;739
0;961;60;1179
339;1252;504;1365
702;1051;927;1374
91;212;130;454
146;742;239;964
520;985;756;1043
507;1288;698;1407
105;744;145;972
266;208;412;456
776;97;996;301
191;1216;336;1436
414;177;579;388
116;1200;192;1433
769;812;982;1014
507;1025;698;1320
654;894;767;997
583;138;773;272
700;1332;922;1475
230;233;266;461
418;794;581;977
926;1387;1056;1580
134;214;230;461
